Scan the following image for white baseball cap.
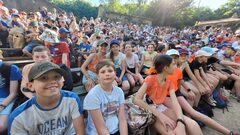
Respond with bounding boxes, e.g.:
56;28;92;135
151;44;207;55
166;49;180;56
195;50;212;57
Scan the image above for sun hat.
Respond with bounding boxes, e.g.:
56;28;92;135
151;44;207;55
195;50;212;57
166;49;180;56
39;29;59;43
28;61;66;82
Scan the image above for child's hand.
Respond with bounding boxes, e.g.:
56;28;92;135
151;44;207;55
157;112;176;131
187;91;195;101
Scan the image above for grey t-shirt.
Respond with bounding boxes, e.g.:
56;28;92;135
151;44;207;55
9;90;83;135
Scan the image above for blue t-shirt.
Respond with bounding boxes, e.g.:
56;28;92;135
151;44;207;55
0;62;22;98
8;90;83;135
78;43;91;52
83;84;125;135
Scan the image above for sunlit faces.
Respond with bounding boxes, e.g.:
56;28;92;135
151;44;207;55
29;71;64;98
147;44;155;53
124;44;132;53
98;44;107;54
111;44;120;54
180;53;188;62
97;65;116;84
170;54;179;65
165;61;175;75
32;51;51;63
199;56;208;63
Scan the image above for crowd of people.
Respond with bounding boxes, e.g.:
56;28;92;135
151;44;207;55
1;0;240;134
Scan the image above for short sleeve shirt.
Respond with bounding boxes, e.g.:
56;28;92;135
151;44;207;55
142;51;158;67
106;52;126;69
125;53;139;69
167;68;183;91
0;62;22;98
83;85;124;135
47;42;70;67
9;90;83;135
145;75;171;105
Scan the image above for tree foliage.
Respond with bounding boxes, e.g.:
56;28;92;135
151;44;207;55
49;0;98;19
48;0;240;29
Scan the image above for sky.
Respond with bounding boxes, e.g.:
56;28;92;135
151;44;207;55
194;0;228;10
89;0;229;10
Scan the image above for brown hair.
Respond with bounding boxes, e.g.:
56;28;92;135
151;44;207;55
32;46;50;55
96;59;116;74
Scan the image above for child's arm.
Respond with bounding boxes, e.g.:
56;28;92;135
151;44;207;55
169;83;184;120
134;83;176;130
73;115;85;135
118;104;128;135
90;109;110;135
62;53;68;66
194;69;210;94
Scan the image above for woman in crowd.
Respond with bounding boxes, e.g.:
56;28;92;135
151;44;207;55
80;39;107;91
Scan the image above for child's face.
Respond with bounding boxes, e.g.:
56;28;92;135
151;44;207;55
170;54;179;65
165;61;175;75
97;65;116;84
29;71;64;98
147;45;154;53
125;44;132;53
180;53;188;62
32;51;51;63
111;45;120;53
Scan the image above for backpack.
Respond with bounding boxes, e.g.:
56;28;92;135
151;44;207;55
59;64;73;91
212;89;228;112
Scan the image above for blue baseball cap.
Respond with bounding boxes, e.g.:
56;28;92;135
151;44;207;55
110;39;120;47
59;27;70;33
201;46;215;55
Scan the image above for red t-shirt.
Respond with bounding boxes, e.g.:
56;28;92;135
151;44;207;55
47;42;70;67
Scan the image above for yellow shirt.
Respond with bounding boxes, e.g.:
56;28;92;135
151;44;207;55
143;51;158;67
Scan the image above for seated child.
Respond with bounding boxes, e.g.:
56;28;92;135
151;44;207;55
84;60;128;135
8;62;85;135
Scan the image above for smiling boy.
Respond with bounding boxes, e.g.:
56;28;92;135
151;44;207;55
8;61;85;135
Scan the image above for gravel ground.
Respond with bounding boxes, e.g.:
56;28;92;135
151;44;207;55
202;98;240;135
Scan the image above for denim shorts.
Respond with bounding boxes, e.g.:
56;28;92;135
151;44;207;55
0;98;15;115
82;70;97;85
116;68;128;81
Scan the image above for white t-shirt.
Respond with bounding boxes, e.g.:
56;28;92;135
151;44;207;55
125;53;139;69
106;52;126;69
84;84;125;135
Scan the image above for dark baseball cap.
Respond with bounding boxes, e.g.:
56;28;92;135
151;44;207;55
110;39;120;47
28;62;66;82
59;27;70;33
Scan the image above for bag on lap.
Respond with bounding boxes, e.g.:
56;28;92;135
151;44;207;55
125;94;156;135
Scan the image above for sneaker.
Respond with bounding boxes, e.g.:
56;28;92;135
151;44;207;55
230;131;240;135
206;97;216;107
209;96;217;103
